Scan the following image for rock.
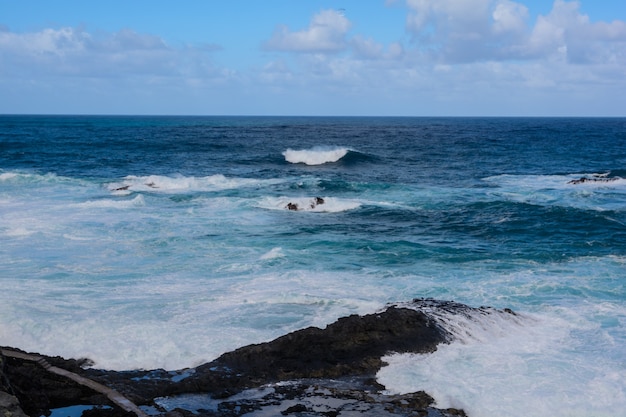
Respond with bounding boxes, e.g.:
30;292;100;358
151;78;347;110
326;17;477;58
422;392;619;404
0;391;29;417
0;348;111;417
177;378;466;417
568;176;620;185
281;403;308;415
0;300;501;417
209;306;445;381
286;197;325;211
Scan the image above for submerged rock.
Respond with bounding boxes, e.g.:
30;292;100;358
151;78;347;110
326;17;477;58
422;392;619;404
0;300;508;417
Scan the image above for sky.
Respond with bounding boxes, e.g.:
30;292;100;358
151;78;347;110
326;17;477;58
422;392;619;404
1;0;625;116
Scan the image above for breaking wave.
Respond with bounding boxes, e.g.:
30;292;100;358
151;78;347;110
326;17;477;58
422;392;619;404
107;174;282;195
257;196;361;213
282;146;352;166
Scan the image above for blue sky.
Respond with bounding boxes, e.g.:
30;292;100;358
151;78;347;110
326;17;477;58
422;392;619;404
1;0;625;116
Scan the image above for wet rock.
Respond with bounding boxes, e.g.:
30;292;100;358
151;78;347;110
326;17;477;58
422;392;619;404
0;300;494;417
174;378;466;417
205;306;445;384
567;175;620;185
1;349;109;417
281;403;308;415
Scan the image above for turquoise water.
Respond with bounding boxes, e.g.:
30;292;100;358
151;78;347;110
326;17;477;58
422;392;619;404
1;116;625;416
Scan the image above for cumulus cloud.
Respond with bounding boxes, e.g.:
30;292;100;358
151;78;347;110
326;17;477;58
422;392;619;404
263;9;351;53
526;0;626;63
0;27;89;57
492;0;529;35
1;1;624;115
406;0;528;61
404;0;626;65
351;36;386;59
407;0;493;34
0;26;218;79
250;1;624;116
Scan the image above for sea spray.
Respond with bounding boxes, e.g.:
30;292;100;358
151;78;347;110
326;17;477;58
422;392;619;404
378;300;626;417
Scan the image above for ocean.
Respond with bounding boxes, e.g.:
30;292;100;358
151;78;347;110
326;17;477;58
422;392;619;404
0;115;625;417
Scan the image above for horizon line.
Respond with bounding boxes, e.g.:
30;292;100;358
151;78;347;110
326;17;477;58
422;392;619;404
2;113;625;119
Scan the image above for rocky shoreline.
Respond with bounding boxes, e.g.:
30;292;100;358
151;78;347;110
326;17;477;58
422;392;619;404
1;299;517;417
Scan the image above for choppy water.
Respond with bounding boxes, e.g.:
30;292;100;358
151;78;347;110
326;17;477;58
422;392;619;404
1;116;625;417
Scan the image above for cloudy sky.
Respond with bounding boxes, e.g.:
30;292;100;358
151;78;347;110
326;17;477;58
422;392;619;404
1;0;625;116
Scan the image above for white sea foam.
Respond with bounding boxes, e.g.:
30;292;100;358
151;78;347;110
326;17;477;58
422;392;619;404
108;174;280;194
0;171;82;187
282;146;350;165
0;172;19;181
377;303;626;417
0;171;42;182
0;268;384;370
257;196;361;212
483;172;626;211
1;169;624;417
74;195;146;209
3;227;35;237
484;172;626;190
259;247;285;260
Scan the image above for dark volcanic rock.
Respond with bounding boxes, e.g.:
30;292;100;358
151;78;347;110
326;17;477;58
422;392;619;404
214;306;443;378
176;306;446;398
0;300;499;417
0;391;29;417
182;378;467;417
0;349;109;416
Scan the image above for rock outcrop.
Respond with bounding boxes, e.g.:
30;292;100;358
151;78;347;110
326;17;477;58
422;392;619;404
0;299;516;416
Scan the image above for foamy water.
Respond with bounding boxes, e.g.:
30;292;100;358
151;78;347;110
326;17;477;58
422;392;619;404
379;300;626;417
257;196;361;212
282;146;351;165
1;116;625;416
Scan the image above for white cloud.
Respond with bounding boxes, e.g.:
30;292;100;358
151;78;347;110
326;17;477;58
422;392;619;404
351;36;385;59
402;0;626;68
407;0;492;34
0;26;219;79
263;9;351;53
0;27;88;57
1;2;624;116
492;0;529;35
405;0;505;62
526;0;626;63
245;1;625;116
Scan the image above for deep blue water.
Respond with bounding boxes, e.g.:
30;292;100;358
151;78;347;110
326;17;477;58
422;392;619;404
1;116;625;416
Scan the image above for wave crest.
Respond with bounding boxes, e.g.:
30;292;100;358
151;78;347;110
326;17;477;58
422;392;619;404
108;174;280;194
75;195;146;209
282;146;351;166
258;196;361;213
